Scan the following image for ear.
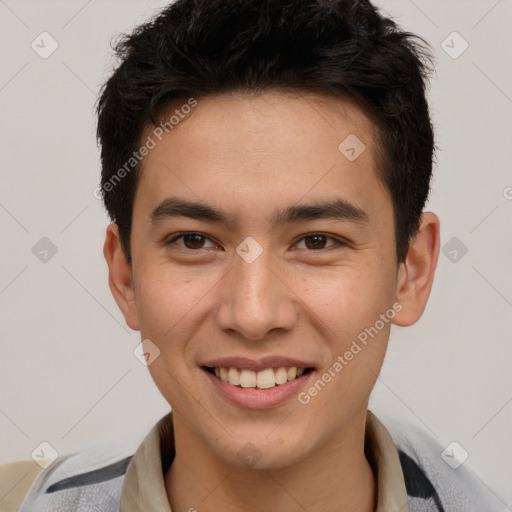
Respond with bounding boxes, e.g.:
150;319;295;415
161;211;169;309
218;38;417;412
392;212;440;327
103;223;140;331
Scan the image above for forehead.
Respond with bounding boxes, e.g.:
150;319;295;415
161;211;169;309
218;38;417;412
148;91;378;159
134;91;390;227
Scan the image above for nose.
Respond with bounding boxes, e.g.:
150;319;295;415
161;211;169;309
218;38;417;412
215;246;298;341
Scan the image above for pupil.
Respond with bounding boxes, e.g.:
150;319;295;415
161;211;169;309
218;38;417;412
184;234;204;249
306;235;325;250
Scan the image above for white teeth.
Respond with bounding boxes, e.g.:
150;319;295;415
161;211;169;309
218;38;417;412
275;367;288;385
239;369;257;388
228;367;240;386
211;366;308;389
287;367;297;380
256;368;275;389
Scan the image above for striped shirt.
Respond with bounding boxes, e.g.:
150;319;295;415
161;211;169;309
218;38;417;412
0;410;506;511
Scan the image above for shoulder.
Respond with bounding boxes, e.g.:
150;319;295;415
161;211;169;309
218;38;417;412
1;444;133;512
388;418;509;512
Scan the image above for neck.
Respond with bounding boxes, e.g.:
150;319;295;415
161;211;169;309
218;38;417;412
164;409;376;512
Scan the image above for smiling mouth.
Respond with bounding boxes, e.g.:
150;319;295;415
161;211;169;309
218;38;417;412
203;366;315;390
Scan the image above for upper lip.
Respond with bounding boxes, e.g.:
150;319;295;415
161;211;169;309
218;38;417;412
201;356;315;372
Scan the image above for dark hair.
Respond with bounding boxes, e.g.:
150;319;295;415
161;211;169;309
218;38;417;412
96;0;435;264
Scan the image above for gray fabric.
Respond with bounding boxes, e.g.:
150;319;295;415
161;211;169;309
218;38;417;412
18;445;132;512
17;423;509;512
386;417;510;512
20;478;122;512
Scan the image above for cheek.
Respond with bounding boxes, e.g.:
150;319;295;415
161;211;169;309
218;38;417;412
298;262;396;342
296;268;394;431
133;263;213;347
133;266;212;407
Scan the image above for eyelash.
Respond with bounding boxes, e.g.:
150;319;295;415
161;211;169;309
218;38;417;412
165;231;347;252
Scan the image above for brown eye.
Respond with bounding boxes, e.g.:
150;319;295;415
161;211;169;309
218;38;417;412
182;234;206;249
167;232;217;250
295;234;340;250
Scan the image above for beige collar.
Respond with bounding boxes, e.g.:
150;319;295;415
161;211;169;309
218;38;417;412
120;410;408;511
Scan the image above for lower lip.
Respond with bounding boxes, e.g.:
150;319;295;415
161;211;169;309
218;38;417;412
203;368;315;409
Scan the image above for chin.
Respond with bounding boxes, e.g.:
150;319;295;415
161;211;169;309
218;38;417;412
212;425;314;471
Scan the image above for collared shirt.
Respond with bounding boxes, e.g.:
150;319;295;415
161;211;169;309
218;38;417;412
6;409;502;511
120;410;408;511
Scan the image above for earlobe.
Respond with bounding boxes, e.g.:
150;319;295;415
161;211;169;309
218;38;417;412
392;212;440;327
103;223;140;331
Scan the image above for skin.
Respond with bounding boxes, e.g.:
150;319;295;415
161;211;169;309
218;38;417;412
104;91;440;512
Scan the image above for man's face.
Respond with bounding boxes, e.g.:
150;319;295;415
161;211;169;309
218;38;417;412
127;91;402;468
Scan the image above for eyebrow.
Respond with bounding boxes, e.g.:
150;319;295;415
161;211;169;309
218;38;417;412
149;196;368;229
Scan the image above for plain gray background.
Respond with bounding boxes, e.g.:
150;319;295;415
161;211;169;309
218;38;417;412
1;0;511;506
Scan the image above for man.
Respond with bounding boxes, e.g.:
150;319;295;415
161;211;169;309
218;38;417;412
0;1;503;511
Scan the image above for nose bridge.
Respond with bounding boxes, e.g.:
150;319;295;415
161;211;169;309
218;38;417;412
215;242;297;340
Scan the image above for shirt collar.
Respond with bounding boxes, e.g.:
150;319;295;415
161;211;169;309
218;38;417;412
120;410;408;512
